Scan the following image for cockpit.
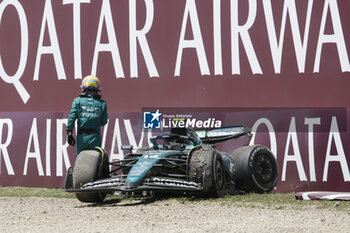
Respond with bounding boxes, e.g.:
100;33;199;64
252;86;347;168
150;128;201;150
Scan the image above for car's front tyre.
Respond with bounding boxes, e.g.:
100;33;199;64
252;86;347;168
189;147;225;197
73;150;109;203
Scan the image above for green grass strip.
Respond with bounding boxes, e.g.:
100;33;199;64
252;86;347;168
0;186;75;199
1;186;350;211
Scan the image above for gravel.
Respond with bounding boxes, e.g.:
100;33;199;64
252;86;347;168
0;196;349;233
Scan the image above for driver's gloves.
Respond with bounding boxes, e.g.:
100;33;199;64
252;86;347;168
67;130;76;146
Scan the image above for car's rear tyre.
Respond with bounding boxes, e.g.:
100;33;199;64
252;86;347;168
73;150;109;203
189;147;225;197
230;145;278;193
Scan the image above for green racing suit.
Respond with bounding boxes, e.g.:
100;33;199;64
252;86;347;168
67;93;108;155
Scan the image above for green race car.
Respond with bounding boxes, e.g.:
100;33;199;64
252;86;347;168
65;126;278;203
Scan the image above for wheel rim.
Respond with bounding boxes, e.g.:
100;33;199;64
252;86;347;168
253;153;275;184
215;160;224;190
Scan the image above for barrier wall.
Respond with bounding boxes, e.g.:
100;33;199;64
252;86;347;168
0;0;349;192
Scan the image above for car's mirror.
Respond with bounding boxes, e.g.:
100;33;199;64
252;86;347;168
121;145;133;151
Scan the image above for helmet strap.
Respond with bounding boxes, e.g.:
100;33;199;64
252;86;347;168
80;90;101;99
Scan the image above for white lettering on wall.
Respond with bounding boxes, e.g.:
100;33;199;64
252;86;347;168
124;119;152;148
262;0;313;74
0;114;350;189
213;0;222;75
314;0;350;72
101;119;109;149
91;0;124;78
129;0;158;78
0;0;349;102
0;119;14;175
56;119;70;176
109;119;152;163
304;117;320;182
282;117;307;181
175;0;210;76
62;0;91;79
249;117;277;157
110;118;123;161
34;0;66;81
323;117;350;181
23;118;44;176
231;0;261;75
45;119;51;176
0;0;29;103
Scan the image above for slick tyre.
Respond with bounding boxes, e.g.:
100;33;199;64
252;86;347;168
230;145;278;193
73;150;109;203
189;147;225;197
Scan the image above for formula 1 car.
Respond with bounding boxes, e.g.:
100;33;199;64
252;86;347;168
65;126;278;203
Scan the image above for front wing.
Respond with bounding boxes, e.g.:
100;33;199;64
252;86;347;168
65;175;203;193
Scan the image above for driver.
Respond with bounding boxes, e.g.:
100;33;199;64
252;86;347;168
164;137;193;149
66;76;108;156
164;138;177;149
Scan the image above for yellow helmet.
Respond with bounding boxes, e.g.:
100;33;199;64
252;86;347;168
81;76;101;91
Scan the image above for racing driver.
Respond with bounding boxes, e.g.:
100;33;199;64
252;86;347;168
66;76;108;156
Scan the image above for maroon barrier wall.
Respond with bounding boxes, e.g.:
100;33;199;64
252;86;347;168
0;0;350;192
0;109;349;192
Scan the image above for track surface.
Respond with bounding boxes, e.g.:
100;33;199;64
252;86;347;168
0;196;349;232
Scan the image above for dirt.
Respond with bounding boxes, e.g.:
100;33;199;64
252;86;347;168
0;196;349;233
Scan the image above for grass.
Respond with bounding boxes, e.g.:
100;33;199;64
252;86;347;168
213;192;350;211
1;186;350;211
0;186;75;199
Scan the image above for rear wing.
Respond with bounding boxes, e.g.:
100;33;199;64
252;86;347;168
195;126;252;144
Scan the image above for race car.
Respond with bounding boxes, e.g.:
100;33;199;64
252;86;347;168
65;126;278;203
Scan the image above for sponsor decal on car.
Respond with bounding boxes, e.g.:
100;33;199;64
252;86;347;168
147;177;199;187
